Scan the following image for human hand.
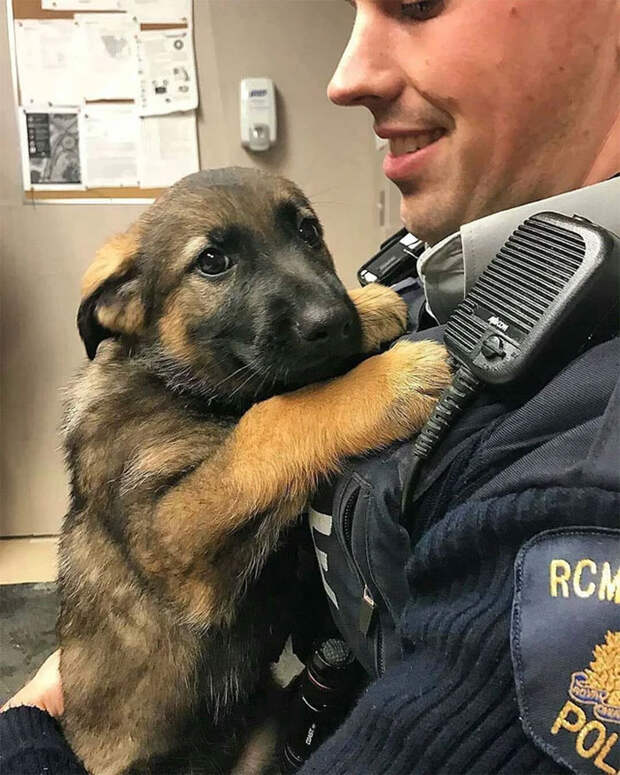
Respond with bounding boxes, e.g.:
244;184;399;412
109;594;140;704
0;649;64;717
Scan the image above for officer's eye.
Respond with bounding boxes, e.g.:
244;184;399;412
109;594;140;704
400;0;445;21
196;247;233;277
298;218;322;249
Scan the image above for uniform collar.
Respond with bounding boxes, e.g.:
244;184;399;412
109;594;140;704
417;177;620;323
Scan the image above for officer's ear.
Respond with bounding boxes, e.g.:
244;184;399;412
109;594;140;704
77;231;146;360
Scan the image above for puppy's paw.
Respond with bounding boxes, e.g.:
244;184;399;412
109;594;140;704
348;284;408;352
382;339;452;436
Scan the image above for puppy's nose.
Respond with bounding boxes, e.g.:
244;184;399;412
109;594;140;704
296;304;353;344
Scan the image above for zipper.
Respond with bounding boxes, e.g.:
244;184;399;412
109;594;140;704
376;618;385;675
341;485;386;676
341;489;376;637
342;489;357;551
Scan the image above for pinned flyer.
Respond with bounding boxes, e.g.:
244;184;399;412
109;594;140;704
138;111;199;188
75;14;140;101
82;104;140;187
136;28;198;116
41;0;126;9
14;20;83;107
129;0;191;24
19;107;85;190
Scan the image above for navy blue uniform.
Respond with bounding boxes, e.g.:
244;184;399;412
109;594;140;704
300;307;619;774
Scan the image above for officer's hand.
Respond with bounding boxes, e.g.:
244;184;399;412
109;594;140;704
1;649;64;717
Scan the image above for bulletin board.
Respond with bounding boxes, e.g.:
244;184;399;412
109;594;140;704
8;0;199;202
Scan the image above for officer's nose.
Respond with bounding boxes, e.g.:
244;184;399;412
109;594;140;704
327;2;403;108
296;304;353;345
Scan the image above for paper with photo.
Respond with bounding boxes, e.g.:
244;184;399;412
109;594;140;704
129;0;191;24
82;103;139;187
19;107;84;190
14;20;83;106
42;0;126;9
138;111;199;187
136;28;198;116
75;13;139;100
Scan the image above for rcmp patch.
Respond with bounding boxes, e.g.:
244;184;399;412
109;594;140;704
511;528;620;775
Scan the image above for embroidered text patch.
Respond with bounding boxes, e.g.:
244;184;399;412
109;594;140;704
511;528;620;775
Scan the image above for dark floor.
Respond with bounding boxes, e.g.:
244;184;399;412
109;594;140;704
0;582;58;704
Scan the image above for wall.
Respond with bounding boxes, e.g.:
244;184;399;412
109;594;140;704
0;0;378;536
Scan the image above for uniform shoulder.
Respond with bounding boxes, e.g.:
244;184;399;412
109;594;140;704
466;335;619;500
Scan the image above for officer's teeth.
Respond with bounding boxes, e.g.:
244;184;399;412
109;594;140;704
389;130;443;156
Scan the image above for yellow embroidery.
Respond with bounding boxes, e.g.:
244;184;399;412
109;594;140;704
599;565;620;604
551;700;585;733
575;720;607;758
550;634;620;774
551;702;618;774
550;559;571;597
574;559;598;598
586;632;620;709
549;560;620;603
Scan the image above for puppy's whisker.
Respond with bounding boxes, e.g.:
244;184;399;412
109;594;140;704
252;365;271;400
228;368;259;399
209;361;254;393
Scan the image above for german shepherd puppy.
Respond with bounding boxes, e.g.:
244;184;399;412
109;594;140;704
58;167;450;775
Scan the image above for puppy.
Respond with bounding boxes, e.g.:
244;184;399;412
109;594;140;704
58;167;450;774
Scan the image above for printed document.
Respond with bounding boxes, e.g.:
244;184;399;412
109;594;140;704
136;28;198;116
19;107;84;189
75;14;139;100
138;111;199;187
129;0;191;24
42;0;126;9
82;103;139;187
14;20;83;106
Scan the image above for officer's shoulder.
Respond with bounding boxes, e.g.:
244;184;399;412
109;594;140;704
465;334;619;500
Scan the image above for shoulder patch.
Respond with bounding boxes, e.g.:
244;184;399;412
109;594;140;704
511;527;620;775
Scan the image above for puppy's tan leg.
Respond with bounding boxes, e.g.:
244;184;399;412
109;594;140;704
348;284;408;352
147;340;449;618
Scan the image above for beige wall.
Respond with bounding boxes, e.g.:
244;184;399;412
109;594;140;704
0;0;379;536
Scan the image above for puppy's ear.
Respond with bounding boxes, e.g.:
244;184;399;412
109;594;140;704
77;231;145;359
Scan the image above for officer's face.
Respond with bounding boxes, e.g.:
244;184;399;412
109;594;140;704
328;0;620;245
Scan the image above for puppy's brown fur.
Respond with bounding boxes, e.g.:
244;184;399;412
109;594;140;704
58;168;450;774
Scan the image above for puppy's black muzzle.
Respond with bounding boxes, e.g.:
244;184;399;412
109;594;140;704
294;302;355;346
282;297;362;385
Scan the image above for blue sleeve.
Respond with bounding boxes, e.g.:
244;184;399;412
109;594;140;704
0;706;86;775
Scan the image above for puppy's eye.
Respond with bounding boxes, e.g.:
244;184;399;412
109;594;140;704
298;218;322;248
196;248;233;277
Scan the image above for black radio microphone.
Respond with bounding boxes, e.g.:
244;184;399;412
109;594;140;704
402;211;620;516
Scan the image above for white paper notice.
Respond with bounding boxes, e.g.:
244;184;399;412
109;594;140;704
82;104;139;187
42;0;126;9
14;20;83;106
136;28;198;116
138;111;199;187
19;107;85;190
75;14;139;100
129;0;191;24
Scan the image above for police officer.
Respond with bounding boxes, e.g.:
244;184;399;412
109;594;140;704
299;1;620;774
2;2;619;774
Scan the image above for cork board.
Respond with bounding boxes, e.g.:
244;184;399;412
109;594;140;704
11;0;191;201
